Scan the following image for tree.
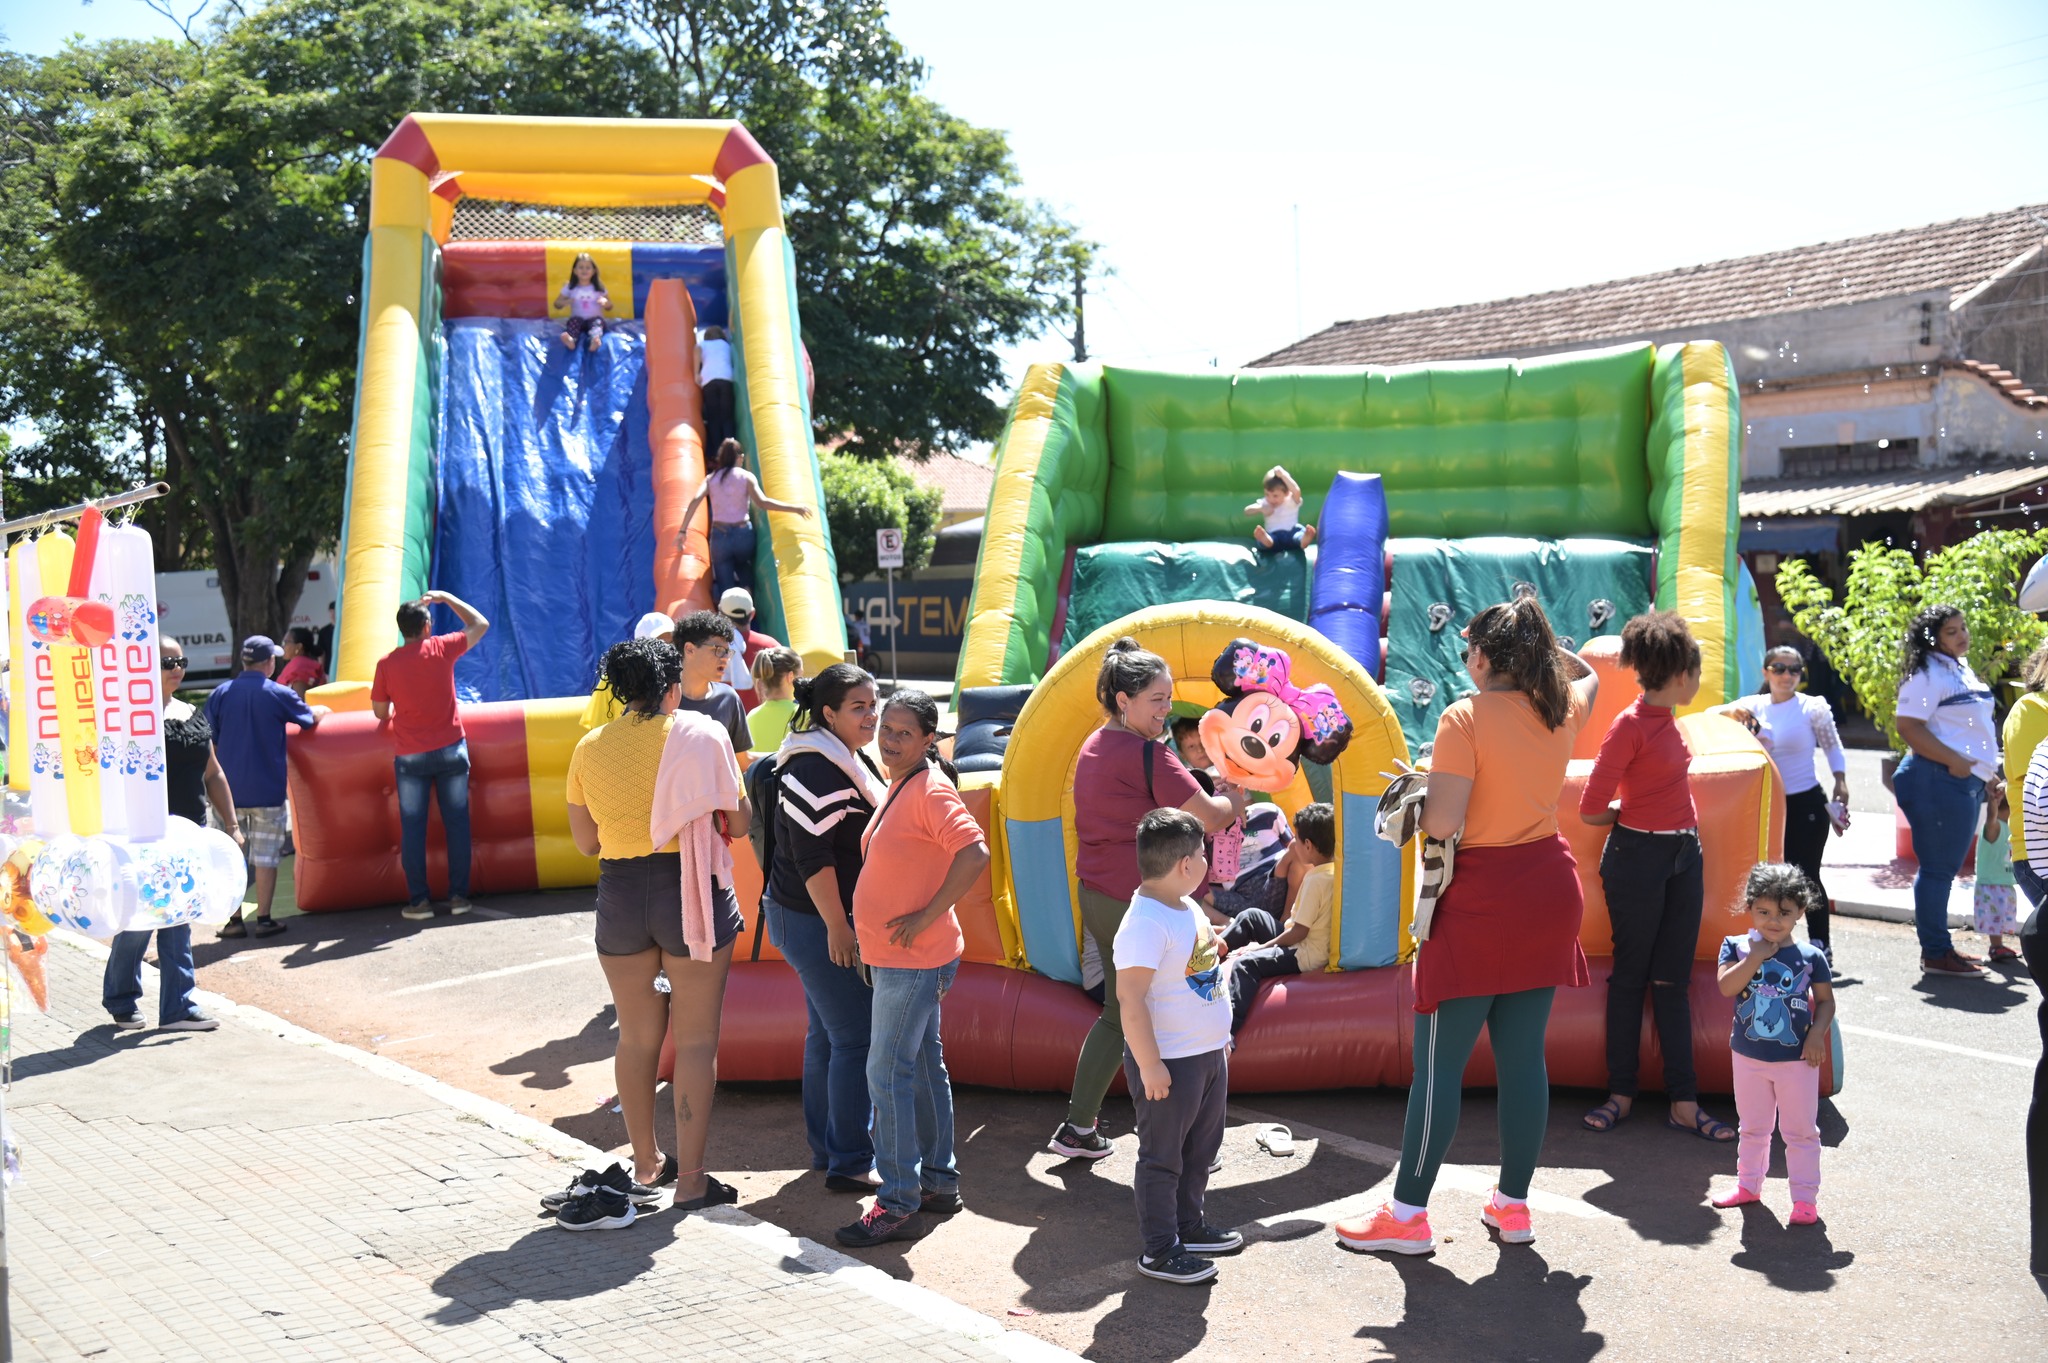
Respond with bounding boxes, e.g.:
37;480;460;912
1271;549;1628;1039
818;451;941;583
578;0;1090;458
1776;528;2048;749
0;1;661;641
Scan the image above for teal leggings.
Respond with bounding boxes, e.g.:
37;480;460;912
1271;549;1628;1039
1393;987;1556;1206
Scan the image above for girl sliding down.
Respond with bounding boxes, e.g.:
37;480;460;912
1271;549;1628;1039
556;253;612;352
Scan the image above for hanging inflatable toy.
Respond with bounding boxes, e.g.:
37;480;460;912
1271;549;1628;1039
1198;637;1354;792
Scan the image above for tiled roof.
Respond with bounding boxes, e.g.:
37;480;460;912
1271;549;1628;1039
903;450;995;516
1255;205;2048;369
1739;461;2046;519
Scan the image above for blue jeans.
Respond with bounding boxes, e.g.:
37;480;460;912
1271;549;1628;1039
867;960;960;1216
2016;859;2047;913
711;522;757;600
394;740;471;905
103;926;198;1024
765;897;874;1177
1893;751;1983;958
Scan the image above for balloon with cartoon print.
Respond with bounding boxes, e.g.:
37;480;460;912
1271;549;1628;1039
1198;638;1353;792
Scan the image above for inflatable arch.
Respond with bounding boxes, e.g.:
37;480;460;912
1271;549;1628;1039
1000;602;1416;982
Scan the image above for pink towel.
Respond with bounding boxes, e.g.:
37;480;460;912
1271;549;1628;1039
649;710;743;958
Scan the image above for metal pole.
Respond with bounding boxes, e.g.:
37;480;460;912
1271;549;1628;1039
0;481;170;538
885;566;898;690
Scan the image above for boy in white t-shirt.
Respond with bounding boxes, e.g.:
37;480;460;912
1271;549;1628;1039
1115;808;1243;1285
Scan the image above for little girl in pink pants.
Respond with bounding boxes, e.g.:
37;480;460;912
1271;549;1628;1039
1710;863;1837;1225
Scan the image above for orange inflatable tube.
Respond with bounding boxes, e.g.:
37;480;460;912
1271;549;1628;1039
645;278;712;619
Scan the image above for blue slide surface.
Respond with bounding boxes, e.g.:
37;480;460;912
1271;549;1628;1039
433;318;656;703
1308;472;1389;681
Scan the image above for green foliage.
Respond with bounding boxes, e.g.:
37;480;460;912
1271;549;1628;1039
578;0;1091;457
817;451;940;582
1777;528;2048;749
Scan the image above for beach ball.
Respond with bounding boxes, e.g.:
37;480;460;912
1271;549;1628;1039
128;818;245;928
29;835;133;940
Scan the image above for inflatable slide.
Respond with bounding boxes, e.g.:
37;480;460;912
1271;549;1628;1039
291;114;843;911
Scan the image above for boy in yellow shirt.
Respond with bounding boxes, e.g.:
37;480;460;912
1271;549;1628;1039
1224;802;1334;1032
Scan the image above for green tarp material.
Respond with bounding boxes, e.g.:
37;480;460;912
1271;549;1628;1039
1059;541;1316;655
1385;537;1653;754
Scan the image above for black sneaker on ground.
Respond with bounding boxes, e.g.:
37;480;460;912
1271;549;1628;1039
542;1163;653;1211
541;1167;610;1212
1137;1249;1218;1284
1048;1121;1113;1160
250;917;286;938
835;1204;922;1248
555;1186;635;1231
217;918;247;939
110;1013;144;1031
1179;1222;1244;1254
158;1013;219;1032
920;1188;964;1215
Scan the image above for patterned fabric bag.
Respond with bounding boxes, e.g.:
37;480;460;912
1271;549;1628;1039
1375;763;1458;943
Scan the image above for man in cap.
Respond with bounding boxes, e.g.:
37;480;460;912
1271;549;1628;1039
718;587;782;710
580;611;675;731
207;634;328;938
373;589;490;921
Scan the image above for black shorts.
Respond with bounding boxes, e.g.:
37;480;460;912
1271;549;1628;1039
595;853;743;958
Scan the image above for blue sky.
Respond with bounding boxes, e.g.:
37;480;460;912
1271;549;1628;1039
10;0;2048;376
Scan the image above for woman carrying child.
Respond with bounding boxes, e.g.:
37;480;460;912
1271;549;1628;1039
835;690;989;1248
1336;597;1597;1255
1580;611;1734;1143
1710;863;1836;1225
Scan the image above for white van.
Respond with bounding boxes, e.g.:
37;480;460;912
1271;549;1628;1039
155;561;337;685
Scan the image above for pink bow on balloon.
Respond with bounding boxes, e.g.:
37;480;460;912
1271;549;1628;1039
1225;644;1350;748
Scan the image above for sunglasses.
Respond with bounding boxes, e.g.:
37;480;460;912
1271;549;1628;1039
1766;663;1804;676
161;656;188;669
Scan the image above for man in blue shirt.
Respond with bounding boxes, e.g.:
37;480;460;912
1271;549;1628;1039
206;635;326;938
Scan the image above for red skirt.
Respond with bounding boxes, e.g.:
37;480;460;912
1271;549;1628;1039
1412;834;1590;1014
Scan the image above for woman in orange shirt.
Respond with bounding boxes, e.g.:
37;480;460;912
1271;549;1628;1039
836;690;990;1249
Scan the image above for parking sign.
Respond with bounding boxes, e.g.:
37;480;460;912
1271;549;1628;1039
876;528;905;569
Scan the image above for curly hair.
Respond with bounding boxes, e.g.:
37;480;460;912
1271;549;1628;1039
600;638;682;717
674;609;737;651
1618;610;1702;692
1465;597;1572;730
1901;604;1964;682
1739;862;1818;918
1095;637;1171;717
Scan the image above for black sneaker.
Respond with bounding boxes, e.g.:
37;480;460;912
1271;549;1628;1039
920;1188;965;1215
110;1013;145;1031
158;1013;219;1032
542;1162;657;1211
541;1167;611;1212
1180;1222;1244;1254
250;917;286;938
1137;1248;1218;1284
555;1186;635;1231
1049;1121;1114;1160
217;918;247;939
835;1203;922;1247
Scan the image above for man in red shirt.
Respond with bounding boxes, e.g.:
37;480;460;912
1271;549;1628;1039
372;590;489;921
719;587;782;710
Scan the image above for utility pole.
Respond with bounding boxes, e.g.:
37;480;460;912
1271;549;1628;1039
1072;254;1088;363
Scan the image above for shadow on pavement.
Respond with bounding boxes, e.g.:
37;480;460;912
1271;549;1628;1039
1086;1278;1213;1360
1354;1249;1602;1362
1727;1203;1854;1289
1911;973;2033;1014
427;1211;689;1323
493;1006;617;1091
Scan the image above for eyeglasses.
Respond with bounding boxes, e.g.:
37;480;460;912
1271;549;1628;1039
1765;663;1804;676
161;657;187;670
703;644;732;659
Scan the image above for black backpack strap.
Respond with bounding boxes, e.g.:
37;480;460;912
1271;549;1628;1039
1143;737;1156;805
750;898;767;961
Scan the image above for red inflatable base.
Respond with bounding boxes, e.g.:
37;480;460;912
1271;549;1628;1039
676;956;1838;1098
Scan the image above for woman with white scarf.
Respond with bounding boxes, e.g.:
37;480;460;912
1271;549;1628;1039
763;663;887;1192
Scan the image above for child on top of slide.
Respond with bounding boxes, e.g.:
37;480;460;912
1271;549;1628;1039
1246;465;1316;551
555;253;612;352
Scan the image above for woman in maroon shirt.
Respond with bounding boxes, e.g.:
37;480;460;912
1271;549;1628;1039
1047;638;1244;1162
1580;611;1733;1140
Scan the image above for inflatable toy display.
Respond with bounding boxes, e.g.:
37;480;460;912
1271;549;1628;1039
289;114;844;911
2;511;248;955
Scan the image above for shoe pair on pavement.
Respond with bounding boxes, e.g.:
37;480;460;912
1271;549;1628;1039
112;1012;219;1032
835;1188;966;1247
403;896;473;922
1710;1185;1819;1223
217;916;284;939
1136;1223;1245;1284
1923;950;1985;977
1335;1191;1534;1257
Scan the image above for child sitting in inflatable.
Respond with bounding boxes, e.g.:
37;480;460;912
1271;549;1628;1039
1225;801;1335;1031
555;252;613;352
1245;465;1317;552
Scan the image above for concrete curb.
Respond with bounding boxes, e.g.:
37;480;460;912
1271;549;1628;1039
55;932;1082;1363
1831;898;1974;929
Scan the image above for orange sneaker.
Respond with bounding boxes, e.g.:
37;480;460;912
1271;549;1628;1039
1334;1203;1435;1255
1480;1192;1534;1244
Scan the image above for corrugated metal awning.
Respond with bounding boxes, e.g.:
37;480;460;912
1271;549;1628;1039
1739;462;2046;518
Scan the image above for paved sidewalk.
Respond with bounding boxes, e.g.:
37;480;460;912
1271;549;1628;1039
7;936;1076;1363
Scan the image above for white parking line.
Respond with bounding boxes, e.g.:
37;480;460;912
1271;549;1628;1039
1839;1023;2035;1069
390;952;592;996
1229;1104;1616;1222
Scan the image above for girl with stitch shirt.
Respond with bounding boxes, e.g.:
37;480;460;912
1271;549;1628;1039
1580;611;1735;1144
554;253;612;352
1711;863;1836;1226
1894;604;2002;977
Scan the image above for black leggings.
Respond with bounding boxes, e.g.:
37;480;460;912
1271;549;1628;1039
1783;786;1833;945
1600;826;1704;1101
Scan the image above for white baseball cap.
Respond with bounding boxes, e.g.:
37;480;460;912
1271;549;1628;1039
718;587;755;618
633;611;676;640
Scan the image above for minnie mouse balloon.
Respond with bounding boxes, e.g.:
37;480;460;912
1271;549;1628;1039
1198;638;1354;792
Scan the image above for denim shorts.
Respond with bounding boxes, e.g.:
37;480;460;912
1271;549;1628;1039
594;853;742;958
